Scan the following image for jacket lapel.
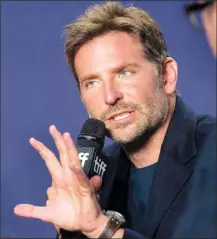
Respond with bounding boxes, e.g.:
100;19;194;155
141;154;192;237
142;97;198;237
100;143;130;211
107;150;130;217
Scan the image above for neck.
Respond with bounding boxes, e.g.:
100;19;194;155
124;97;176;168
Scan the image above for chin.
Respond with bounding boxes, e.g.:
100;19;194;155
108;124;141;144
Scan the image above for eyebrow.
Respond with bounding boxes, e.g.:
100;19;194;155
79;62;140;83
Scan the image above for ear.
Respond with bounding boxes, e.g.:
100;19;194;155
162;57;178;95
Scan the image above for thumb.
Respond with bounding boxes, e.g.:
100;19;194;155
14;204;51;222
90;175;102;192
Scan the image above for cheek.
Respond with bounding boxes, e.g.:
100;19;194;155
129;77;156;100
81;94;104;118
124;86;151;106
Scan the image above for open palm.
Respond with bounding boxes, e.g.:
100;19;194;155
14;125;103;233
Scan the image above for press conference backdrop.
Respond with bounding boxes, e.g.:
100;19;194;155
1;1;216;238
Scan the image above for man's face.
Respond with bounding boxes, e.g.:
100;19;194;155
74;31;170;144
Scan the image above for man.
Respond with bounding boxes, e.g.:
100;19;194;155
14;2;216;238
185;0;216;57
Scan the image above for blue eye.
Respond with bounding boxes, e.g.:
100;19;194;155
86;81;98;88
119;71;132;78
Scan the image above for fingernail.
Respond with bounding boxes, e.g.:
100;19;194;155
49;125;56;132
64;132;70;137
29;137;36;144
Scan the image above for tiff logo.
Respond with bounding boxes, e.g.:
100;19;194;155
78;152;89;167
93;156;107;177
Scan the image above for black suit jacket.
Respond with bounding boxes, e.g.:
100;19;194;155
60;97;216;238
100;96;216;238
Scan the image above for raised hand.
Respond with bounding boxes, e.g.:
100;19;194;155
47;175;103;234
14;125;108;237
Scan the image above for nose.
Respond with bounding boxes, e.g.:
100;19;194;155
103;81;123;106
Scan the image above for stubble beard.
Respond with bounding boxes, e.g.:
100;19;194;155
106;88;170;153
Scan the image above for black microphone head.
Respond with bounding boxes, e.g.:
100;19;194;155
77;118;106;150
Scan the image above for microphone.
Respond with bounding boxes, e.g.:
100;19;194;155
76;118;108;179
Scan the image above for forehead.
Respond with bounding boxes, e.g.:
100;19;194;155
74;31;145;72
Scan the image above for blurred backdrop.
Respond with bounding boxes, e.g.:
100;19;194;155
1;1;216;238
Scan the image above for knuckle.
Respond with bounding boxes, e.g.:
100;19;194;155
39;150;48;161
48;151;56;159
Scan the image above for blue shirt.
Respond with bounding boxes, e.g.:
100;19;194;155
127;163;158;234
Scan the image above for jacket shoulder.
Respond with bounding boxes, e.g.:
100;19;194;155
195;115;216;146
194;115;216;169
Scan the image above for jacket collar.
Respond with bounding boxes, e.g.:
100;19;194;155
136;96;198;237
160;95;197;164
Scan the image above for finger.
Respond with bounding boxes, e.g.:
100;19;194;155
47;187;57;199
46;200;51;206
46;200;54;206
30;138;63;187
14;204;51;222
63;132;79;166
90;176;102;192
52;180;66;196
49;125;69;168
69;162;91;191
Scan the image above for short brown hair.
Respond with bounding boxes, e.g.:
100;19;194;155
63;1;168;83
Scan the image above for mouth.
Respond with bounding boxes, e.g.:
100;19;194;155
107;111;134;122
